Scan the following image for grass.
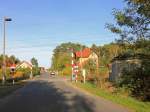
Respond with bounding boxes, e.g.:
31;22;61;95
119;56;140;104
73;82;150;112
0;81;26;98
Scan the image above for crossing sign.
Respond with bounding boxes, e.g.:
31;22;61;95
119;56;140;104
10;64;16;73
73;65;79;74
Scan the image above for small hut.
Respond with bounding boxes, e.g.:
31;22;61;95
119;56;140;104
109;54;149;82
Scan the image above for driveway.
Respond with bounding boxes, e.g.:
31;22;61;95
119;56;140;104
0;73;130;112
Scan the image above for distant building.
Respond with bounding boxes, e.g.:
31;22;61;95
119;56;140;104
16;61;33;69
109;54;149;81
39;67;45;73
75;48;99;67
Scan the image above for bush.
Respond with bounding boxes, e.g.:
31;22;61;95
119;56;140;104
0;67;33;83
16;68;31;78
13;71;24;78
118;60;150;101
62;67;71;76
32;67;40;76
0;68;12;82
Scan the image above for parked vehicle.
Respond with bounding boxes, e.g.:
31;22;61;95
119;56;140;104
50;72;55;76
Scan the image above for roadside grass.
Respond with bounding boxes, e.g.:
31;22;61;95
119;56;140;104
73;82;150;112
0;81;26;98
59;74;71;79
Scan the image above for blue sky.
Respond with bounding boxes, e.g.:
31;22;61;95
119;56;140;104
0;0;124;68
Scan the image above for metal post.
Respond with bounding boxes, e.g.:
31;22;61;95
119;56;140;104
2;17;12;84
71;50;74;81
81;47;82;70
30;68;33;79
12;72;15;85
2;17;6;84
80;47;83;83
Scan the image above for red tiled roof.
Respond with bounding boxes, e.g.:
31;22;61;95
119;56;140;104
9;64;16;68
75;48;91;58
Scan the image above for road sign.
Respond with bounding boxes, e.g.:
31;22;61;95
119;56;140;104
10;64;16;85
10;64;16;73
73;65;79;74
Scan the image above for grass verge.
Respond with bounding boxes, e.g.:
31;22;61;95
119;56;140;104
72;82;150;112
0;81;26;98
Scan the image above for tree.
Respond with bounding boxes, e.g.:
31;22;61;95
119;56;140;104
106;0;150;101
51;42;86;72
0;55;20;69
31;57;39;76
31;57;38;67
106;0;150;48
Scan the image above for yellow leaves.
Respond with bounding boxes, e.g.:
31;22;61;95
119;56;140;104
13;71;24;78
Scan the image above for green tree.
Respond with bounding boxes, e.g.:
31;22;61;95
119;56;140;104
31;57;39;76
31;57;38;67
51;42;86;73
106;0;150;49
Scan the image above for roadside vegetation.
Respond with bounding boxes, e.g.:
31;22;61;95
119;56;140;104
106;0;150;101
0;55;40;98
73;82;150;112
0;55;40;83
31;57;40;76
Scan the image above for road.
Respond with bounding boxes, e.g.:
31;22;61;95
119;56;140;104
0;73;130;112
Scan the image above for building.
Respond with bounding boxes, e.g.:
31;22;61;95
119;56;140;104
75;48;99;67
39;67;45;73
16;61;33;79
16;61;33;69
109;54;149;81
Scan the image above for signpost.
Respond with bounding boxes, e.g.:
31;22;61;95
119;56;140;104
73;65;79;82
82;69;86;83
10;64;16;85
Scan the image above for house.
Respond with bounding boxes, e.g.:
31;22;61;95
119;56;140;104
109;54;149;81
39;67;45;73
16;61;33;69
75;48;99;67
16;61;33;79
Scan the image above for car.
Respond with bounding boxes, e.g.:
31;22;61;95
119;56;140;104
50;72;55;76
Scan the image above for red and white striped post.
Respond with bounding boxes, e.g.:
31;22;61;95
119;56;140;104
71;49;74;81
73;64;78;82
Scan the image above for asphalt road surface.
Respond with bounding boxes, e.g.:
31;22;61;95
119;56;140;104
0;73;130;112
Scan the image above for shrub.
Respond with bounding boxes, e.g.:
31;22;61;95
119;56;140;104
62;67;71;76
13;71;24;78
17;68;31;78
32;67;40;76
118;60;150;101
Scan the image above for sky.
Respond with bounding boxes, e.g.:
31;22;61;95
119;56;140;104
0;0;124;68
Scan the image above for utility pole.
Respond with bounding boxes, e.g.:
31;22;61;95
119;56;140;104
2;17;12;84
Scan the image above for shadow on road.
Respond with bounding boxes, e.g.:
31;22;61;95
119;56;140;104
0;80;96;112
